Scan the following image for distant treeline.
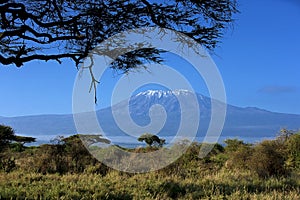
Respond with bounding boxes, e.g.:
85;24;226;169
1;124;299;178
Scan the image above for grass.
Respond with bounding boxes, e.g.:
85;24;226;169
0;168;299;199
1;132;300;199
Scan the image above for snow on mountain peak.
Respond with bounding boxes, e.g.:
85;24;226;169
136;89;193;97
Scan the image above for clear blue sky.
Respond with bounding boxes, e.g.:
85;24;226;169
0;0;299;117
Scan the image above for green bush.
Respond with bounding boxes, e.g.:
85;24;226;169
225;145;253;170
33;144;68;174
63;135;98;173
9;143;25;152
249;140;288;178
224;138;247;152
0;156;16;172
285;132;300;170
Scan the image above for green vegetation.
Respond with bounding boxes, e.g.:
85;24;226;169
0;124;36;154
0;125;300;199
138;133;166;147
0;0;238;67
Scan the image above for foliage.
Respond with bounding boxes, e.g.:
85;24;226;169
223;131;299;178
284;132;300;170
35;144;69;174
21;137;94;174
9;142;25;152
249;140;288;178
225;144;253;170
0;125;15;150
1;129;300;198
0;125;36;152
0;0;238;67
223;139;253;169
62;135;100;173
224;138;249;152
277;128;295;142
77;134;111;147
138;133;166;147
0;167;299;199
14;135;36;144
0;156;15;173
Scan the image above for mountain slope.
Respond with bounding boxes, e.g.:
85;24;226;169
1;90;299;144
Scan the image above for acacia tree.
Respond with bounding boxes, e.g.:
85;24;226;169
0;124;36;151
138;133;165;147
14;135;36;145
0;0;238;69
0;125;15;150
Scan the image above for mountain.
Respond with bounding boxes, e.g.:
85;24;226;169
1;90;299;145
103;90;300;138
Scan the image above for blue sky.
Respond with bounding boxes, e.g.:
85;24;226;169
0;0;299;117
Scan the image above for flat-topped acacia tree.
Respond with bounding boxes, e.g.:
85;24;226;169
0;125;36;151
0;0;238;70
138;133;166;147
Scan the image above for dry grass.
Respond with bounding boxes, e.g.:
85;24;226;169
0;168;299;199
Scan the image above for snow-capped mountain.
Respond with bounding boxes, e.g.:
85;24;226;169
113;89;212;117
1;90;300;144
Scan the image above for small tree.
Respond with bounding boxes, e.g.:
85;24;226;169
224;138;248;152
0;125;36;152
0;125;15;150
138;133;165;147
285;132;300;170
79;134;111;147
224;144;253;170
277;128;294;143
9;136;36;152
14;135;36;145
249;140;288;178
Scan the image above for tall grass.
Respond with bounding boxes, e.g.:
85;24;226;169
0;168;299;199
1;132;300;199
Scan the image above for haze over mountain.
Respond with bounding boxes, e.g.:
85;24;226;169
1;90;299;145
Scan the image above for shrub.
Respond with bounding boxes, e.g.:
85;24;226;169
225;145;253;170
249;140;289;178
0;155;16;172
34;144;68;174
285;132;300;170
224;138;248;152
9;143;25;152
63;135;97;173
84;163;110;175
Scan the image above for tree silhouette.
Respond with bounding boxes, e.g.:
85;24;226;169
0;0;238;69
14;135;36;145
0;124;36;151
0;125;15;150
138;133;165;147
73;134;111;147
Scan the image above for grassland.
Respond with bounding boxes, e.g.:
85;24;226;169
1;168;299;199
1;131;300;199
